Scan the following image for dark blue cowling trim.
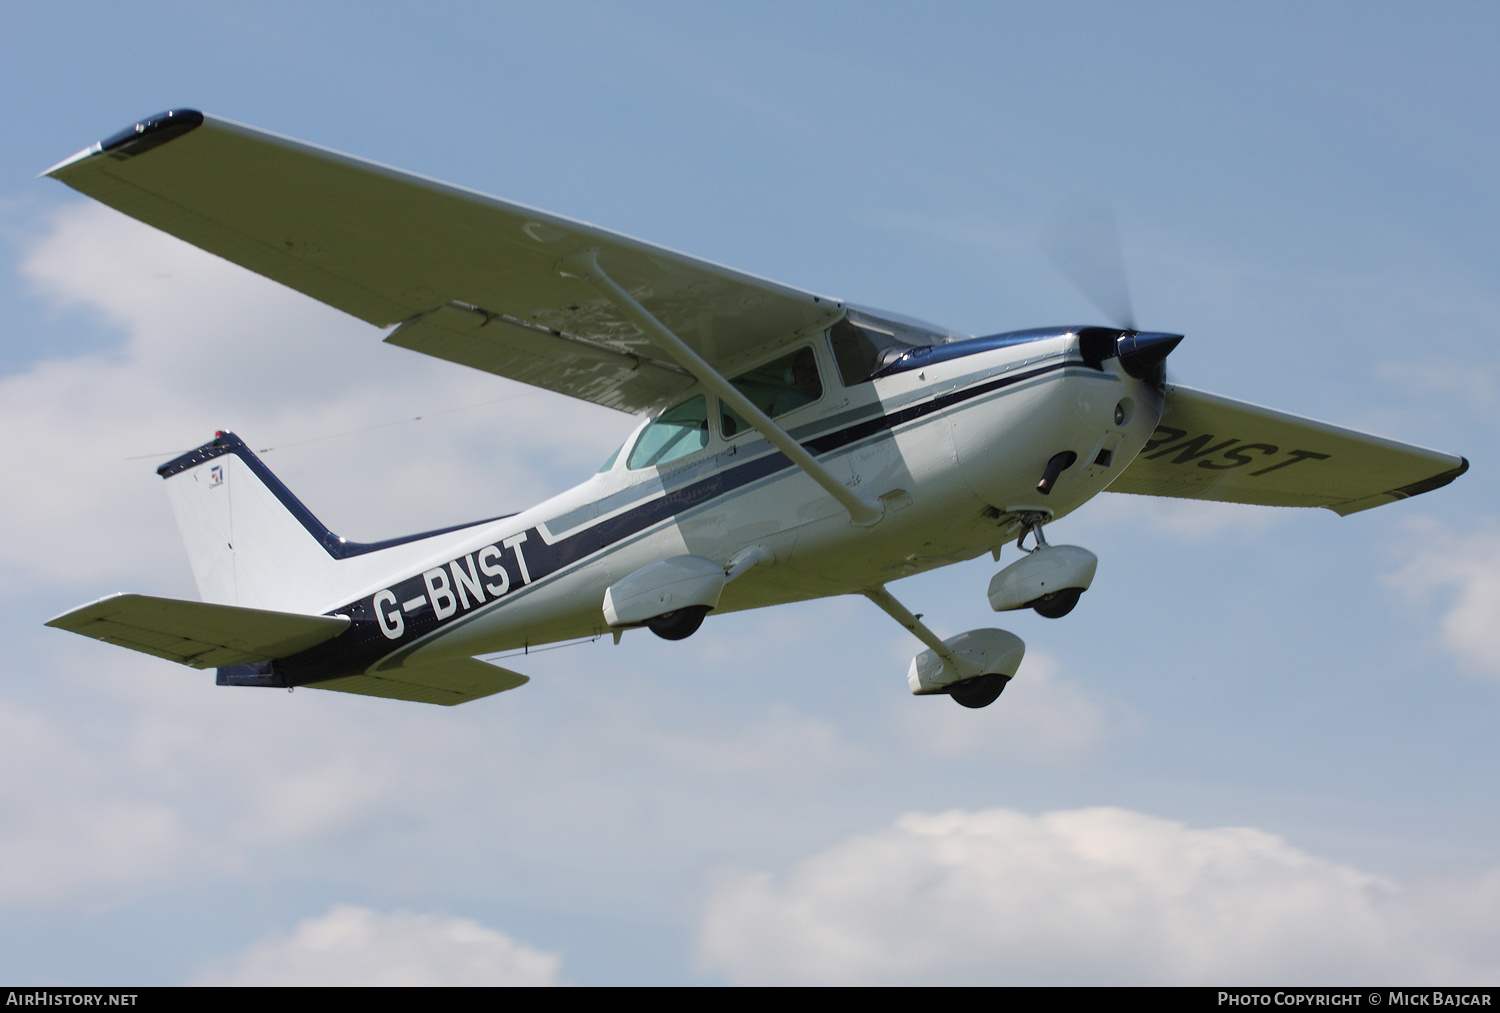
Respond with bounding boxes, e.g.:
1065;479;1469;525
874;326;1080;378
157;432;512;559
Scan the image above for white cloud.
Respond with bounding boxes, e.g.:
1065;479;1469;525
698;806;1500;985
193;905;561;986
0;644;413;906
5;202;633;591
0;631;874;911
0;690;192;906
1386;517;1500;679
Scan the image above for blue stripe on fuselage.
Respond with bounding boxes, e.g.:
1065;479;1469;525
261;349;1100;687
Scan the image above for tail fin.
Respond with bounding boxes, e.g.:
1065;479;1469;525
158;433;503;614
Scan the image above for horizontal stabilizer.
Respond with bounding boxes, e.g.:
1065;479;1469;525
308;658;528;706
46;593;349;669
1108;385;1467;515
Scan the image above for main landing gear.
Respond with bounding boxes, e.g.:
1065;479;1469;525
1030;587;1083;619
862;516;1100;709
946;672;1011;709
862;589;1025;710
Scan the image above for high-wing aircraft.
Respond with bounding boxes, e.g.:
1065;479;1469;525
42;110;1469;709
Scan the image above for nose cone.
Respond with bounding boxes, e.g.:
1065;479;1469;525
1116;331;1183;379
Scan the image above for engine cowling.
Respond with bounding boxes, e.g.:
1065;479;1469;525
602;555;726;627
987;545;1098;612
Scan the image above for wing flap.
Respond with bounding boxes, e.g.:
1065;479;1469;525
46;112;844;409
308;657;528;706
385;303;692;413
46;593;350;668
1108;385;1467;515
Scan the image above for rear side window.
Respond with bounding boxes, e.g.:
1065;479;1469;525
628;395;709;470
720;347;823;438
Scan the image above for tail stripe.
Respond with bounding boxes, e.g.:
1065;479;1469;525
157;432;510;559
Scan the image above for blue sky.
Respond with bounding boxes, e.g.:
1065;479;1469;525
2;1;1497;985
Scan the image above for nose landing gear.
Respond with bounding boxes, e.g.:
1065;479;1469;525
987;514;1097;619
1029;587;1083;619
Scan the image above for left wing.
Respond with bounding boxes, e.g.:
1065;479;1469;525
1108;384;1467;515
45;110;844;413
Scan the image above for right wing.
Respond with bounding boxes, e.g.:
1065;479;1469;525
1108;384;1468;515
44;110;846;413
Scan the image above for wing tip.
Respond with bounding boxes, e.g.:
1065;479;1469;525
1391;455;1469;500
41;108;205;179
1326;455;1470;516
44;592;130;629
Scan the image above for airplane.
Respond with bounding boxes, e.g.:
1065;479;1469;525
41;109;1469;710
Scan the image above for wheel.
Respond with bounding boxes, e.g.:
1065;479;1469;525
1031;587;1082;619
947;672;1010;709
646;605;710;641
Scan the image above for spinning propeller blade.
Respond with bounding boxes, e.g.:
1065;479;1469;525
1043;199;1182;380
1043;199;1137;332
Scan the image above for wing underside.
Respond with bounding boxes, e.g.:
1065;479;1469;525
308;658;528;706
45;110;843;412
1108;384;1467;515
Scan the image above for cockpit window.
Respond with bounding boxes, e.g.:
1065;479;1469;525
627;395;709;470
720;347;823;438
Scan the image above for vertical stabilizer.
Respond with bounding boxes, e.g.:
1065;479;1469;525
158;433;340;611
157;433;509;616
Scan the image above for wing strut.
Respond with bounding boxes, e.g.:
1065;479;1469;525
862;586;977;678
560;248;884;526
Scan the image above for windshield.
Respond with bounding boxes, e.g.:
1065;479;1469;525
627;395;709;470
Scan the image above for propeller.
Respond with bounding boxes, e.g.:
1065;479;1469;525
1043;200;1137;331
1042;199;1182;380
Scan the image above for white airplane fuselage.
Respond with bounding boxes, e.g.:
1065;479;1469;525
256;327;1160;685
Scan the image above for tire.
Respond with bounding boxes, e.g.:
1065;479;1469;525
1031;587;1082;619
646;605;710;641
947;672;1010;709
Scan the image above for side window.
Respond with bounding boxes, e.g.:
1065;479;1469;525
720;347;823;438
627;395;709;470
